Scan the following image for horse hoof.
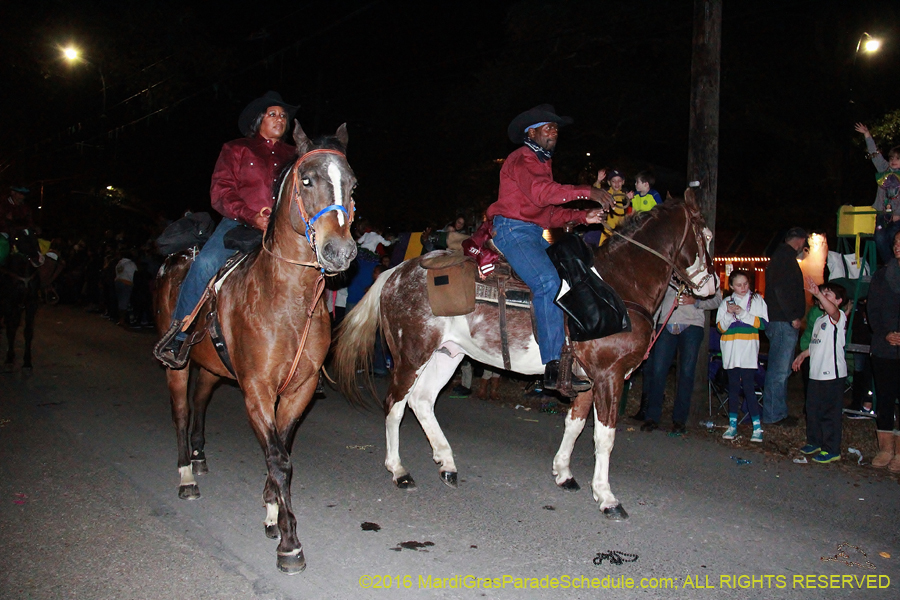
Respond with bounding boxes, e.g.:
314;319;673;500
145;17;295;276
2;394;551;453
191;459;208;475
178;484;201;500
602;504;629;521
395;474;417;490
277;550;307;574
440;471;458;488
558;478;581;492
265;524;280;539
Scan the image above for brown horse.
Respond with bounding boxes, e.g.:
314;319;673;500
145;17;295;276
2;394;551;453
155;123;357;573
1;228;43;370
332;192;716;520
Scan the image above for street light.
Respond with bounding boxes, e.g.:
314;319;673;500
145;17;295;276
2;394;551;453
61;45;107;117
848;32;882;113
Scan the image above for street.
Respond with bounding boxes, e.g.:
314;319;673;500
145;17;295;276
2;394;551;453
1;305;898;599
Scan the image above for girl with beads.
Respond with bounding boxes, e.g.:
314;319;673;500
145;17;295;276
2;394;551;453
716;270;769;442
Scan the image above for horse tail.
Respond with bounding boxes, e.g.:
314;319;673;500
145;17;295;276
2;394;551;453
332;267;391;409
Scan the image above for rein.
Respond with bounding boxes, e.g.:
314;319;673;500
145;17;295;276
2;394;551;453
257;147;353;394
599;204;713;292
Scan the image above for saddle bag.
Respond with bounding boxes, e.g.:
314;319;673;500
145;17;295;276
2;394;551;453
546;233;631;342
421;251;477;316
155;212;215;255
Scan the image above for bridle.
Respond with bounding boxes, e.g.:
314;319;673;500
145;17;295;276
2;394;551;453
600;203;714;292
257;147;355;395
261;148;354;273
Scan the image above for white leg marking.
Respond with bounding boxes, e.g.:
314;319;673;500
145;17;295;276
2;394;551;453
385;398;409;479
591;406;619;509
178;465;196;487
553;414;586;485
327;162;345;226
406;350;464;474
265;502;279;527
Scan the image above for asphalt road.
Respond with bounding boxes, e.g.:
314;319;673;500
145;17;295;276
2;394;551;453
1;305;898;600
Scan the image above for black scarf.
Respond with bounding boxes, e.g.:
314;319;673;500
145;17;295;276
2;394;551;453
523;137;553;163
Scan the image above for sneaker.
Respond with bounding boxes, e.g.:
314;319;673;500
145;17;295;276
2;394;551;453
799;444;821;455
750;429;763;443
812;451;841;464
449;384;472;398
722;426;737;440
844;407;875;419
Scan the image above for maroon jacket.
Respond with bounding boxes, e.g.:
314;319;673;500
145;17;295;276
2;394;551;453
210;136;296;226
486;145;593;229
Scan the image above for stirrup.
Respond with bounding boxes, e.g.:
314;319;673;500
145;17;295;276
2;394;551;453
154;320;190;369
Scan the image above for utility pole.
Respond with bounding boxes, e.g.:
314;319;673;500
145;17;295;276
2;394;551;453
686;0;721;425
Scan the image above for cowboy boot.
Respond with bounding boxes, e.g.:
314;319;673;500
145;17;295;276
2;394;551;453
888;434;900;474
474;378;490;399
872;430;894;469
154;320;188;369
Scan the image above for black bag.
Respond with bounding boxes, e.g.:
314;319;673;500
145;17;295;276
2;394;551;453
223;224;263;253
155;212;215;255
545;233;631;342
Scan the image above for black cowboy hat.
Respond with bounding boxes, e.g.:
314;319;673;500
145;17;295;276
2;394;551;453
238;91;299;137
507;104;573;144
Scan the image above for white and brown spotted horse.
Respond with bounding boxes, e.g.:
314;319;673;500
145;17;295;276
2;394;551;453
332;192;716;519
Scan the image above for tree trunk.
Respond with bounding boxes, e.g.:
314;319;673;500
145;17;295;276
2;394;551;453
687;0;721;426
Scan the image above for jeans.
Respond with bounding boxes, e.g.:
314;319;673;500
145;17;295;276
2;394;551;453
492;215;563;364
874;216;900;265
762;320;799;423
173;218;240;325
645;325;704;424
727;368;760;417
870;356;900;431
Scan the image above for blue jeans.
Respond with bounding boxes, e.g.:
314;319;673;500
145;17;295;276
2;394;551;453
762;320;799;423
492;216;563;364
645;325;704;424
173;218;240;326
874;216;900;265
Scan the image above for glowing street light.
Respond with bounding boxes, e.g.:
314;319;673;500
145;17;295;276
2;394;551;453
61;45;107;117
856;32;882;54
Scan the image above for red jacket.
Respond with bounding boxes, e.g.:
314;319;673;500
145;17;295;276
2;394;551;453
486;146;593;229
210;136;296;225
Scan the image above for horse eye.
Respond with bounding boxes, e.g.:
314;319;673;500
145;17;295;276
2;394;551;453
301;177;312;187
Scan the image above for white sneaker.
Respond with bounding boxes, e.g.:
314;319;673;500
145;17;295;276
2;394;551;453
750;429;763;443
722;426;737;440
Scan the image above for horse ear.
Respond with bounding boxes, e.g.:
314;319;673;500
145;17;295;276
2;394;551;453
684;188;698;209
293;120;311;155
666;191;674;200
335;123;349;150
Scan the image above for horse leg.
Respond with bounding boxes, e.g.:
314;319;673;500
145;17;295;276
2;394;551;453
552;390;593;492
22;300;37;369
189;368;220;475
167;366;200;500
590;384;628;521
385;391;413;489
245;381;314;574
5;308;19;366
261;376;316;543
405;348;464;488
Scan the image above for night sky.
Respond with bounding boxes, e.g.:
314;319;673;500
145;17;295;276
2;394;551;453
2;0;899;251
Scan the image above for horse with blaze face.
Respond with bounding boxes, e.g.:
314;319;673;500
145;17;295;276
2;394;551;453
155;123;357;573
332;192;716;519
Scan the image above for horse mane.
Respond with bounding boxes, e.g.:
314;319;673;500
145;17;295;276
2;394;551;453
599;198;685;257
265;134;349;241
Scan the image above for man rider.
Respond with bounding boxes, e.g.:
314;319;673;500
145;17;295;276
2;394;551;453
155;91;298;368
486;104;612;392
